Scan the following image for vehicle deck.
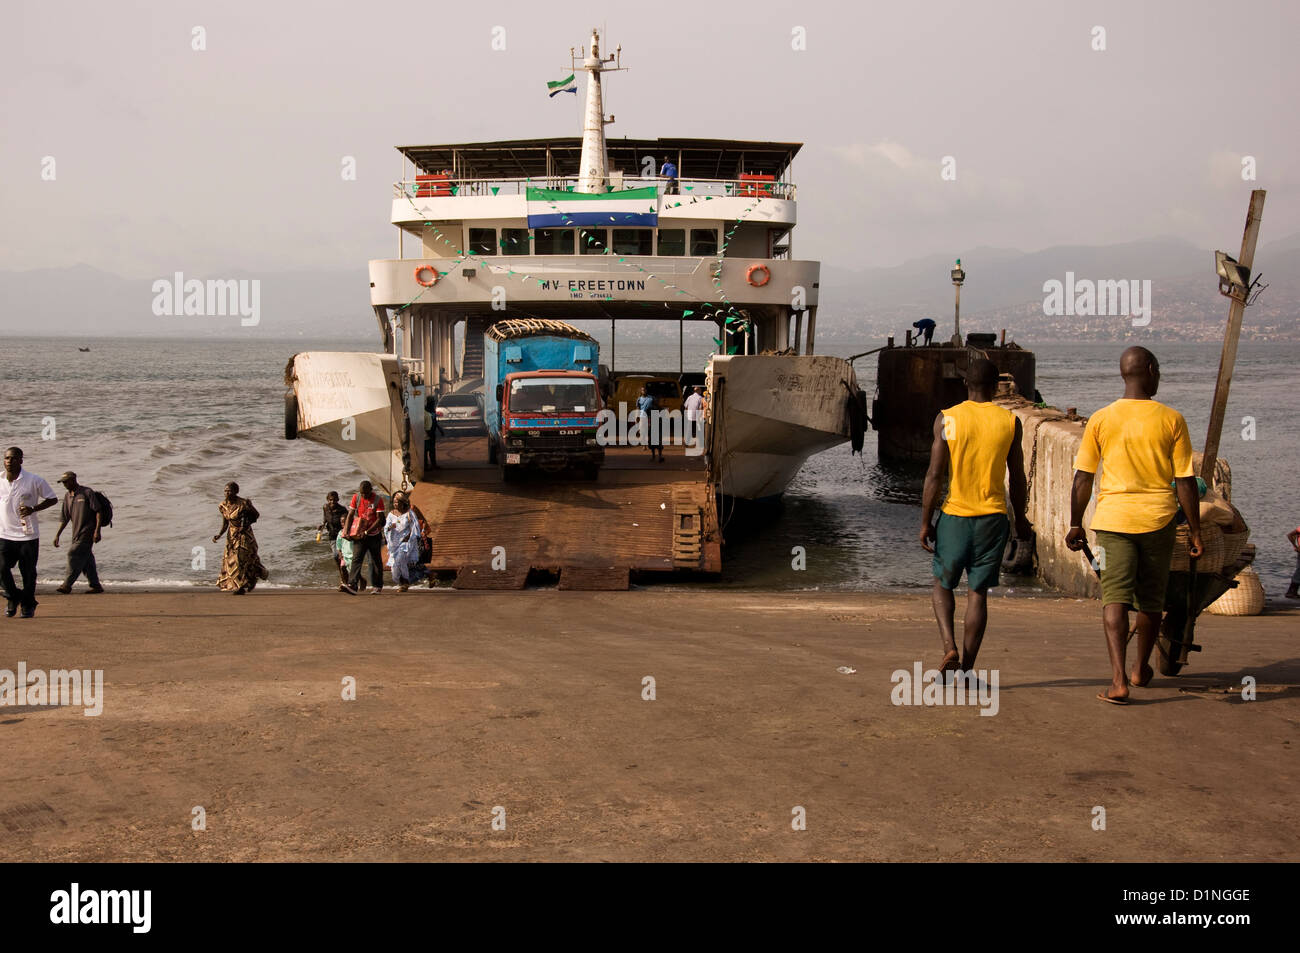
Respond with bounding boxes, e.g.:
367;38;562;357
409;438;721;588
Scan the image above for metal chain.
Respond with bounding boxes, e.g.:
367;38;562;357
1024;411;1072;499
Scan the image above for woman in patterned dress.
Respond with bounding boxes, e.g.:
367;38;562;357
383;492;426;591
213;482;268;594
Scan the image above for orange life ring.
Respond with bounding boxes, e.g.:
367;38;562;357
746;264;771;287
414;265;439;287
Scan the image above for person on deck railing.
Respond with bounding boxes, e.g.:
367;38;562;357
660;158;678;195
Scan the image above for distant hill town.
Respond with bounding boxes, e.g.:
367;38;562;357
3;234;1297;343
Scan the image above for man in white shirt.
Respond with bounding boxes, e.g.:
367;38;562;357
1;447;58;618
683;386;705;451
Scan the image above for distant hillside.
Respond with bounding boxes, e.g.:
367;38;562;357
3;234;1297;342
0;264;376;339
815;234;1300;346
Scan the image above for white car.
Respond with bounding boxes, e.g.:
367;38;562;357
434;393;487;435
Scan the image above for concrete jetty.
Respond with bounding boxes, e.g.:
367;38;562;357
996;394;1240;598
2;590;1295;862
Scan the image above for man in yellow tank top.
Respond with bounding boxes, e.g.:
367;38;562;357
1066;347;1203;705
920;358;1031;675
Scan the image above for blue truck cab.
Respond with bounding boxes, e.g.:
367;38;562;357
483;320;605;479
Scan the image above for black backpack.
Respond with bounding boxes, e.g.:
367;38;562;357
87;488;114;528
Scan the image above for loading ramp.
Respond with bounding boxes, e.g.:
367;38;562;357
408;444;722;589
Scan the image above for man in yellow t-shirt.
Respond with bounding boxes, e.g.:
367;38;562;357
920;358;1031;675
1066;347;1203;706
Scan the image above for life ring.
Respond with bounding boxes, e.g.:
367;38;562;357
746;264;771;287
414;265;439;287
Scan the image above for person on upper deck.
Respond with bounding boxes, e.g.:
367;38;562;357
660;158;678;195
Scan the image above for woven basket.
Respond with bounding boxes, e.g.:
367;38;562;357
1219;530;1250;571
1207;566;1265;616
1171;522;1224;573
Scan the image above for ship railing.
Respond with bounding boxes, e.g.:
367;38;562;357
470;256;704;276
393;176;796;201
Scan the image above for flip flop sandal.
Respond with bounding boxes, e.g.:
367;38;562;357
1097;691;1129;706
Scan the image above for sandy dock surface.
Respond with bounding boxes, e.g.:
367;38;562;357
2;588;1296;862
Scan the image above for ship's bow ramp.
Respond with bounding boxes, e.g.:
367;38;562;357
287;351;408;493
410;476;720;589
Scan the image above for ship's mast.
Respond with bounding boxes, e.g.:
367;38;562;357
573;28;622;193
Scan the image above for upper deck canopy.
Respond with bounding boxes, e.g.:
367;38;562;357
397;137;802;182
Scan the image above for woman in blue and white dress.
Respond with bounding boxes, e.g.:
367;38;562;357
383;493;426;591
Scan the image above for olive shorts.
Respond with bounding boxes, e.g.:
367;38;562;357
1094;519;1177;612
932;512;1010;592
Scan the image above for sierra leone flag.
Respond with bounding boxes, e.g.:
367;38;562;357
547;73;577;97
526;186;659;227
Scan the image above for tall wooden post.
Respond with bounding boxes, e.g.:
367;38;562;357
1200;189;1266;482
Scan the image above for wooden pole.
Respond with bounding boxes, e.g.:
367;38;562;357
1200;189;1266;483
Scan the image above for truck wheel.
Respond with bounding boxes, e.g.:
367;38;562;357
487;436;498;464
501;464;517;484
583;465;600;481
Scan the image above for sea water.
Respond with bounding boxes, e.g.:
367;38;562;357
2;335;1296;595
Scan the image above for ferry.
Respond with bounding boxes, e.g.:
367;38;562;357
285;29;863;584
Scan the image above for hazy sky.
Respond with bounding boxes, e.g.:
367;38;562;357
3;0;1296;278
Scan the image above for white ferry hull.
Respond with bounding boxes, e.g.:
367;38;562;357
287;351;410;494
708;354;857;500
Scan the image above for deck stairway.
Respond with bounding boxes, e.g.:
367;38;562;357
459;315;492;379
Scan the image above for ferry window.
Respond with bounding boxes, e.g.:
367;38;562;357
579;228;608;254
657;229;685;256
534;228;575;255
612;229;653;256
500;228;529;253
690;228;718;256
469;228;496;256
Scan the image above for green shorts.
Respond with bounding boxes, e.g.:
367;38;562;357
932;512;1010;592
1094;519;1177;612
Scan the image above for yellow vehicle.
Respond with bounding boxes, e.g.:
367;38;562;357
608;374;683;424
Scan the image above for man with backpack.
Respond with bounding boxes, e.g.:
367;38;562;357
52;471;106;594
